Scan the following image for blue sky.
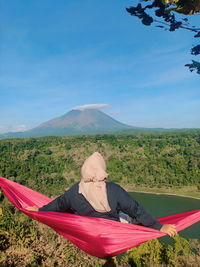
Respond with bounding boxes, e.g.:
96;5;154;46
0;0;199;133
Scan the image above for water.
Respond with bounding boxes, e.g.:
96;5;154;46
129;192;200;240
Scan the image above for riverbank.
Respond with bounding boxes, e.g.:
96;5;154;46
123;185;200;200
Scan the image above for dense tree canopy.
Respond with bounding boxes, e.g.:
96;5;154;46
0;131;200;195
126;0;200;74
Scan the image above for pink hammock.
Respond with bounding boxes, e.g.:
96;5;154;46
0;177;200;258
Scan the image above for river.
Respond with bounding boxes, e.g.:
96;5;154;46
129;192;200;240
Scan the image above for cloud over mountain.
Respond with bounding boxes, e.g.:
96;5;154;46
0;108;135;139
0;124;30;134
72;104;110;110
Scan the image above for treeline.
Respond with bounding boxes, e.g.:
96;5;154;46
0;131;200;196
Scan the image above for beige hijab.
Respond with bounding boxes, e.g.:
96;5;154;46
78;152;111;213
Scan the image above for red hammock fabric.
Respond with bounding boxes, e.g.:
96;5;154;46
0;176;200;258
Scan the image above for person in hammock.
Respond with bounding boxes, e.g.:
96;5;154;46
27;152;177;237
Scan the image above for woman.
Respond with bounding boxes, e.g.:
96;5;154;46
27;152;177;237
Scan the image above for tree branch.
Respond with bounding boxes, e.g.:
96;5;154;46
154;19;200;32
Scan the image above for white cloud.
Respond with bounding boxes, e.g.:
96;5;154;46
72;104;111;110
0;124;30;134
12;125;30;132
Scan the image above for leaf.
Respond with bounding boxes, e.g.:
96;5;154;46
185;60;200;74
194;32;200;38
142;15;154;25
191;45;200;55
156;25;165;28
169;21;182;31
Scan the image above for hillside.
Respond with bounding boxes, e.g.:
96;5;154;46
0;109;136;139
0;131;199;196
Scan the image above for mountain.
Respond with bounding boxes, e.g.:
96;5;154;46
0;109;138;139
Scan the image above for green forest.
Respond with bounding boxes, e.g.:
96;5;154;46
0;131;200;266
0;130;200;196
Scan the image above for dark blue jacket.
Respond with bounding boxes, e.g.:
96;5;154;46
39;182;162;230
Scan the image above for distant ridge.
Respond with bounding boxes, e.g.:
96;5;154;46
0;109;139;139
1;108;198;140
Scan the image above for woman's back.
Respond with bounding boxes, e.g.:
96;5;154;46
29;152;176;236
39;181;162;230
